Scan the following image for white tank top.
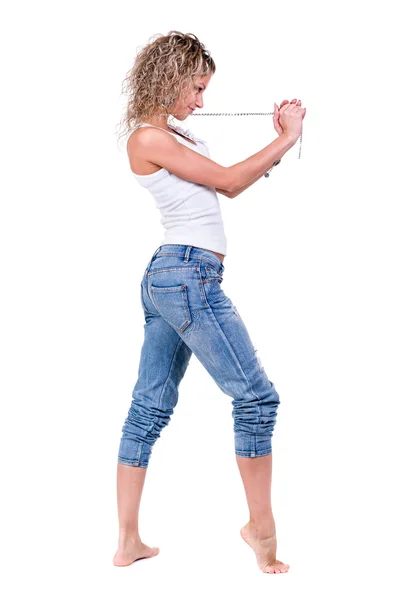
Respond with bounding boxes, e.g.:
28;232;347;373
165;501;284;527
128;122;228;256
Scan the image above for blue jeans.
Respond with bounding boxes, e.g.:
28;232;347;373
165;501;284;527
118;244;280;468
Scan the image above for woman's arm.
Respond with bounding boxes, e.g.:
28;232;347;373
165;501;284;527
133;127;294;193
215;172;265;199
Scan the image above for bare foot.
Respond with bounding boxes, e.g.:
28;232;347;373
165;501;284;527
240;521;289;574
113;537;160;567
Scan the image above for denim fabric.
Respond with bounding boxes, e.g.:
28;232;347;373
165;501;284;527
118;244;280;468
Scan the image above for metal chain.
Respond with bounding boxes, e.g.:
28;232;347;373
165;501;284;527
148;111;303;160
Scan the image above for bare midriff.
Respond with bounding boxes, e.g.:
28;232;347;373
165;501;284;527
210;250;225;264
198;247;224;264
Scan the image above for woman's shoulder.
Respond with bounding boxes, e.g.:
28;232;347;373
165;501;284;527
126;125;162;156
126;122;208;152
126;126;165;175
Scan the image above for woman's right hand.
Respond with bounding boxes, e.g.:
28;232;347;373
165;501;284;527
274;99;306;141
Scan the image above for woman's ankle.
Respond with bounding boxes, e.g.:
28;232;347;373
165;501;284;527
248;516;276;538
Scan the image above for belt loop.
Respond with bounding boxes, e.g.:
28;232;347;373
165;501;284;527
183;245;192;263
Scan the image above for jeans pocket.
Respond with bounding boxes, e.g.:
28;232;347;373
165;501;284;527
149;283;192;333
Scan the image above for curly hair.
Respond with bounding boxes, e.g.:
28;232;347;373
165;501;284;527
116;31;216;148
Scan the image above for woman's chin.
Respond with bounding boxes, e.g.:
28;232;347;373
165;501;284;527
173;111;191;121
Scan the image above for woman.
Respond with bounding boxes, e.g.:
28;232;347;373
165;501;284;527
114;31;306;574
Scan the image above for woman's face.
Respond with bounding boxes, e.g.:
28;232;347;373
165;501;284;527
172;73;213;121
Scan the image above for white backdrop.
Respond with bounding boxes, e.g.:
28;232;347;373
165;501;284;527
1;0;399;598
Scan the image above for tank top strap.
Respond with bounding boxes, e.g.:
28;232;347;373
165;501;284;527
134;122;207;149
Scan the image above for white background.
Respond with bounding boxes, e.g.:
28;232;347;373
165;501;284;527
1;0;399;597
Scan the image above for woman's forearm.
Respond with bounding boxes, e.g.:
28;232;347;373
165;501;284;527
227;134;296;192
229;172;265;198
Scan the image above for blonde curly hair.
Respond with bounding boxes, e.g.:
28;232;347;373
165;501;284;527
116;31;216;148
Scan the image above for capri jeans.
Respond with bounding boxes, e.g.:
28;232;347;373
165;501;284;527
118;244;280;468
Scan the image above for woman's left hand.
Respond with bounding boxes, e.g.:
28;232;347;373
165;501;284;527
274;99;303;135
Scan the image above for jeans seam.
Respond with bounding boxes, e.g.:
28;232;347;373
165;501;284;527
197;262;208;306
148;267;198;275
155;252;222;272
207;303;257;403
235;448;271;458
156;336;185;411
141;336;184;447
118;457;148;468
